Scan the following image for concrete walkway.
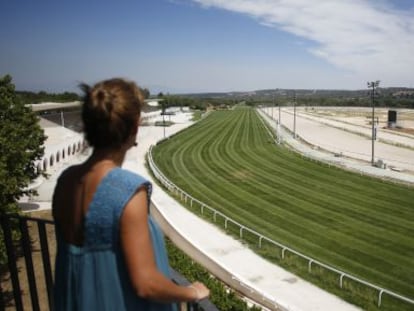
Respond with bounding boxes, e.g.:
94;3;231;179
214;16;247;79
25;110;376;311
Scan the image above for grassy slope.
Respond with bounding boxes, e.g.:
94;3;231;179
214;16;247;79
152;107;414;301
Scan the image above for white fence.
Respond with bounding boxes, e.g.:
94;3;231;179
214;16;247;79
147;145;414;309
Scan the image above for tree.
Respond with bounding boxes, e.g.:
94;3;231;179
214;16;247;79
140;87;150;99
0;75;46;214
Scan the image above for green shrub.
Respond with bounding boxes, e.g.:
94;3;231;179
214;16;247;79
166;239;262;311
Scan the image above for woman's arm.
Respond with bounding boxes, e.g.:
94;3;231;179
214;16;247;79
120;187;209;303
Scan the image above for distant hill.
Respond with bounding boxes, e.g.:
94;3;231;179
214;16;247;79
17;90;80;105
180;87;414;100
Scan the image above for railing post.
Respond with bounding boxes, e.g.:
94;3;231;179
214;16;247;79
281;248;286;259
0;282;4;311
19;217;41;311
308;260;313;273
378;290;384;307
38;221;54;309
0;215;24;311
340;274;345;288
259;236;263;248
239;226;243;238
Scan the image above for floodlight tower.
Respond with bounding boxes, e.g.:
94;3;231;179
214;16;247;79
367;80;380;166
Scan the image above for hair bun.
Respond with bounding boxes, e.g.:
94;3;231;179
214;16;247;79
96;90;106;104
93;88;113;116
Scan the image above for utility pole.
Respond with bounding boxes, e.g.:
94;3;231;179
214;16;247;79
367;80;380;166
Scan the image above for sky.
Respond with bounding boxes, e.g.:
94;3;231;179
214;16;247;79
1;0;414;94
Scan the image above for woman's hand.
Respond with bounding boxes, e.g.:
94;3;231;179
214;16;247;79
188;281;210;301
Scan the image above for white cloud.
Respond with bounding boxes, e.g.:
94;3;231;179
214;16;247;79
191;0;414;87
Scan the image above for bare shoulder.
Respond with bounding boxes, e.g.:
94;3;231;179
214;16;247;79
121;186;148;222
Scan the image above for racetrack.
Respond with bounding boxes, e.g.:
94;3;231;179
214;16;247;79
152;106;414;307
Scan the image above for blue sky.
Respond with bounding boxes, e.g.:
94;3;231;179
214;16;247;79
1;0;414;94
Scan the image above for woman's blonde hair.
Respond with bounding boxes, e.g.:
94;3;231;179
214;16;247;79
80;78;143;149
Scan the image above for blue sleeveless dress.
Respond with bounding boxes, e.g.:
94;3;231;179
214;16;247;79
54;168;177;311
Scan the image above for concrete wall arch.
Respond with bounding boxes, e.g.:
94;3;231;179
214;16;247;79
43;158;48;171
37;162;42;173
39;137;88;174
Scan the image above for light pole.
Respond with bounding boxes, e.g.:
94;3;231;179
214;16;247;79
367;80;380;166
277;100;281;144
293;91;297;139
161;98;166;139
278;101;281;125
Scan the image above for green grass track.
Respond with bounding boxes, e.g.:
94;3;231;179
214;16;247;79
152;107;414;303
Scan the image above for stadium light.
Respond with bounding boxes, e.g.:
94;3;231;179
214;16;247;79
293;91;297;139
367;80;380;166
277;97;281;144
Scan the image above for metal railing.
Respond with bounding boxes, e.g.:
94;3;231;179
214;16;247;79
148;145;414;309
0;213;218;311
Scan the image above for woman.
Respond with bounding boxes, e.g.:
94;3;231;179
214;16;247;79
52;78;209;310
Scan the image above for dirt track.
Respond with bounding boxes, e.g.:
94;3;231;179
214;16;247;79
270;107;414;173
